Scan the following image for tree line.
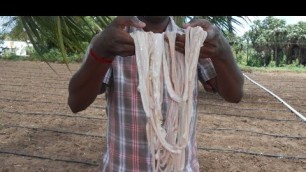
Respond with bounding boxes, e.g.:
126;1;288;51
230;17;306;67
1;16;305;67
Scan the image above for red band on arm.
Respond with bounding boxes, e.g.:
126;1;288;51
90;48;113;64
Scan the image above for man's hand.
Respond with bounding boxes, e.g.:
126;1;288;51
174;19;244;103
91;16;146;59
203;78;218;93
175;19;228;60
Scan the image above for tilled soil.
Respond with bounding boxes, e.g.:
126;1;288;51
0;61;305;172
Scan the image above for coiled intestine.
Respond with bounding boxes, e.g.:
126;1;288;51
130;26;207;172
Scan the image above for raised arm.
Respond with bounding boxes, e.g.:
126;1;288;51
68;16;145;113
176;19;244;103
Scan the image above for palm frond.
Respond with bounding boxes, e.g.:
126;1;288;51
20;16;58;75
56;17;71;72
12;16;251;73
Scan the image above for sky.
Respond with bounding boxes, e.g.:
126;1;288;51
234;16;306;37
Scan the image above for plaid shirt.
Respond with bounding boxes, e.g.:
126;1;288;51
85;17;217;172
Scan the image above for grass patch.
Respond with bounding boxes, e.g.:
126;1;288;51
239;64;306;73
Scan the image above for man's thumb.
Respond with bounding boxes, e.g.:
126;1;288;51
130;16;146;28
113;16;146;29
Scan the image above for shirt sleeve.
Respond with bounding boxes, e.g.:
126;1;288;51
197;58;217;82
102;67;112;85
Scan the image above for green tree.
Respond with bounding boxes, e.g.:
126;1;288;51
286;21;306;66
244;17;306;67
244;17;287;66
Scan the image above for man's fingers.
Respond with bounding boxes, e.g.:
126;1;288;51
182;19;218;40
164;34;185;54
183;19;211;29
205;26;219;40
115;32;135;45
129;16;146;28
175;46;185;54
183;19;203;28
204;83;214;92
115;44;135;57
113;16;146;29
176;33;185;42
175;41;185;50
199;45;216;59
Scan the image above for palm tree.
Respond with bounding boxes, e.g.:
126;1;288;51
244;17;288;66
286;21;306;66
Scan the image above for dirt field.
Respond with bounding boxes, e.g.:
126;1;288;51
0;60;305;172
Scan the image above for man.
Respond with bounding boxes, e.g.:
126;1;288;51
68;16;244;171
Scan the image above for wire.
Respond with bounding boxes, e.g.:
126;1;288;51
199;111;300;122
1;89;64;96
198;147;306;160
1;109;106;120
201;128;306;139
0;150;99;166
0;75;68;82
199;102;288;112
0;83;67;90
0;123;105;138
0;97;104;109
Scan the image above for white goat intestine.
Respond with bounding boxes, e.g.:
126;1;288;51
130;26;207;172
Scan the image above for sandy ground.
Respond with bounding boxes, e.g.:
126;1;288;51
0;60;305;172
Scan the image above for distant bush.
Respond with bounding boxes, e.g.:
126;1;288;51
0;50;25;61
268;61;276;68
1;48;84;63
235;53;243;64
247;53;263;67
